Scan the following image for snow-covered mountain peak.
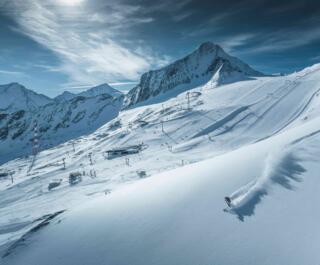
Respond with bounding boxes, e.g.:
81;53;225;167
54;91;75;103
0;82;21;91
0;83;52;112
0;82;124;164
196;41;221;53
124;42;263;108
54;83;123;103
78;83;123;98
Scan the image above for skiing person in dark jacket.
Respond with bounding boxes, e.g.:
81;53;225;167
225;196;232;208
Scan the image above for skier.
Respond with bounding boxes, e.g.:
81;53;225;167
224;196;232;208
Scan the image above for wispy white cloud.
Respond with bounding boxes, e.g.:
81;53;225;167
182;9;241;38
0;69;25;76
249;26;320;53
109;81;138;86
311;55;320;61
5;0;168;87
219;34;255;52
171;11;193;22
61;84;93;90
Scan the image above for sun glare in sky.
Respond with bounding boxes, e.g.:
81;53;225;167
56;0;85;6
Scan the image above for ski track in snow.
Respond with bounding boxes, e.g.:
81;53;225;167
226;147;305;221
226;128;320;221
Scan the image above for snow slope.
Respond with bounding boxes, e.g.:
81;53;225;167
1;63;320;264
3;118;320;265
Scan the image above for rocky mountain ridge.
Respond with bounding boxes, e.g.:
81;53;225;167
124;42;263;107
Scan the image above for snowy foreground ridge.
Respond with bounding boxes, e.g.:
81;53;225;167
1;45;320;264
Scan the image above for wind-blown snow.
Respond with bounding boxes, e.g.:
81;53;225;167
2;117;320;265
226;145;306;221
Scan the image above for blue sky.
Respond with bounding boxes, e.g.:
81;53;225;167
0;0;320;97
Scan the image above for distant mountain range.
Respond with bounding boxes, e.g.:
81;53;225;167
54;84;123;103
0;83;52;113
0;42;262;163
0;83;124;164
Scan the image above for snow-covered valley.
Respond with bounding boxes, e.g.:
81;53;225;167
1;44;320;264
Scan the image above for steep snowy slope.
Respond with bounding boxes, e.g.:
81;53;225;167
0;83;52;112
1;63;320;264
0;85;124;164
124;42;263;107
3;117;320;265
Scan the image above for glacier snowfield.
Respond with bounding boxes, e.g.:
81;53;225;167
1;64;320;264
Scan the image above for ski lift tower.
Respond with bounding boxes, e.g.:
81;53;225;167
32;122;39;156
186;92;191;110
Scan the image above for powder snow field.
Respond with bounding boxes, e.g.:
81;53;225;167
1;64;320;264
